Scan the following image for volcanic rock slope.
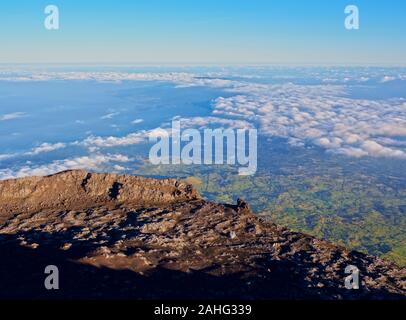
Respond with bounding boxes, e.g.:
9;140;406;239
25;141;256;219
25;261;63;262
0;170;405;299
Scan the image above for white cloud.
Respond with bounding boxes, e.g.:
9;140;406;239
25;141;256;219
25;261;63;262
380;76;396;83
113;165;126;171
131;119;144;124
78;116;253;152
0;112;26;121
0;154;130;180
361;140;406;158
26;142;66;155
0;154;16;161
82;132;147;148
101;112;120;120
177;116;254;130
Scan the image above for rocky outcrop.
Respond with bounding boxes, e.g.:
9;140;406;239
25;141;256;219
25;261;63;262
0;170;405;300
0;170;199;217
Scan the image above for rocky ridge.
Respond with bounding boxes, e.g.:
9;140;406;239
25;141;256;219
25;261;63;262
0;170;404;299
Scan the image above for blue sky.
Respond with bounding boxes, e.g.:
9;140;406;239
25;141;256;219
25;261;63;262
0;0;406;65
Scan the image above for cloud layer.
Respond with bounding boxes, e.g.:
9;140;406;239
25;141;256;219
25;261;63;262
1;68;405;180
211;83;406;159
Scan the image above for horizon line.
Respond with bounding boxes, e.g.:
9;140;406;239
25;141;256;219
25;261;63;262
1;62;406;68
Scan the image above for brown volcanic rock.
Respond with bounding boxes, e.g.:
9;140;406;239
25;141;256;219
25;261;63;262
0;170;199;215
0;170;405;300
